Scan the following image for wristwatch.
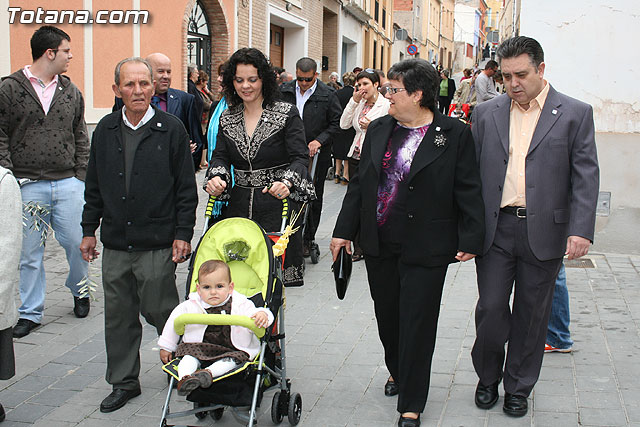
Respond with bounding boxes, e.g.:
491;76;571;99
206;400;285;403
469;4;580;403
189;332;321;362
282;179;292;189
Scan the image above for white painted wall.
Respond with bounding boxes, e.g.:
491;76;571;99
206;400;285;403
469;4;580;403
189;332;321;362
339;12;363;73
454;3;476;45
520;0;640;210
269;5;309;73
520;0;640;134
0;0;11;77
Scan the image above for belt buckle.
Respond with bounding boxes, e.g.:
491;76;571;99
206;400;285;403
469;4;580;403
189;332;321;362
516;207;526;218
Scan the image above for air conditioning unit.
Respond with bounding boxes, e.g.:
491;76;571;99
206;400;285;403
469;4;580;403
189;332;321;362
395;28;409;41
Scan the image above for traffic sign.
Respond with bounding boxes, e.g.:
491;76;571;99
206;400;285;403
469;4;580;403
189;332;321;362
407;44;418;56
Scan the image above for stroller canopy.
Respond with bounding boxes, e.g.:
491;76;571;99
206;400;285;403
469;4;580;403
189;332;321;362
190;218;273;301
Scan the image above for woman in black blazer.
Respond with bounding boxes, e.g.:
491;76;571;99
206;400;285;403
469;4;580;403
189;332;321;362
330;58;484;427
438;69;456;114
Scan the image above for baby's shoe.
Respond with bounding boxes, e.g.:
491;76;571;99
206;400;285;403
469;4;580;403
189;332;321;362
177;375;201;396
193;369;213;389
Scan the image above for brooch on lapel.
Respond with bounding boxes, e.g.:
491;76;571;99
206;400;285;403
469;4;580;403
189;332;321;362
433;126;447;148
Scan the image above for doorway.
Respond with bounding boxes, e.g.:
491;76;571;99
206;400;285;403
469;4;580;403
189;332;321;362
270;24;284;68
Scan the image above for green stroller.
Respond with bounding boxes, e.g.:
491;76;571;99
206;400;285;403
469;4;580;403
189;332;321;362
159;215;302;426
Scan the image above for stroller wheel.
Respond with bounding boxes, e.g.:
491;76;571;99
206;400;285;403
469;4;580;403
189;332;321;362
287;392;302;425
271;391;285;424
194;402;208;419
210;407;224;420
310;243;320;264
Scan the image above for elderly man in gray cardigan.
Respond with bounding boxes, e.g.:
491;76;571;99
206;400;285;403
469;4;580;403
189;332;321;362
0;165;22;421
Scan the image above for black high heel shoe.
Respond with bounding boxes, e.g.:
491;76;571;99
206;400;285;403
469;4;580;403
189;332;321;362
384;378;399;396
398;414;420;426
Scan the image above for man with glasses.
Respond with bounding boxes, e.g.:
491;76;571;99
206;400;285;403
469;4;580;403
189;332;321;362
476;60;499;103
0;26;90;338
280;57;342;263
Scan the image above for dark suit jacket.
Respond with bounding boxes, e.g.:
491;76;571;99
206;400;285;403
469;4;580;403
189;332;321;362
439;78;456;99
280;80;342;161
333;86;357;156
113;88;203;151
333;112;485;267
336;85;354;108
472;85;599;260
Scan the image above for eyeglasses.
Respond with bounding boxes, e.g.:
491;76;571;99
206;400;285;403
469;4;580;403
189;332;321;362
296;76;314;82
379;86;407;96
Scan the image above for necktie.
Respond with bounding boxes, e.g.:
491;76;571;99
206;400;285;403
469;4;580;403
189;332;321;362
151;96;161;108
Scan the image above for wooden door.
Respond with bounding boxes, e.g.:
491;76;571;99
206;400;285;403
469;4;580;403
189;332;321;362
270;24;284;68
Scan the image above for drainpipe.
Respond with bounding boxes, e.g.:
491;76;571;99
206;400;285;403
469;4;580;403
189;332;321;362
512;0;517;37
438;2;442;64
249;0;253;47
426;0;431;59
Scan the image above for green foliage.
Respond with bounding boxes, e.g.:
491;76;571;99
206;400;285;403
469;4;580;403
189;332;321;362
22;201;53;246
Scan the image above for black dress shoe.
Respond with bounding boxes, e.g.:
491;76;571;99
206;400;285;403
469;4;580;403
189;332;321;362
384;378;399;396
398;415;420;426
100;388;141;413
503;392;528;417
73;296;90;318
12;319;40;338
475;380;500;409
0;402;5;422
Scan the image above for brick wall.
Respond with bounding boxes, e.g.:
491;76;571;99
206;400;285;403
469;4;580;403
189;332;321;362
394;0;413;12
321;8;339;82
181;0;231;94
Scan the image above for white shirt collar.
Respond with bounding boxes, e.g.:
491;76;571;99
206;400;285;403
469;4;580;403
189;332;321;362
121;105;155;130
295;79;318;96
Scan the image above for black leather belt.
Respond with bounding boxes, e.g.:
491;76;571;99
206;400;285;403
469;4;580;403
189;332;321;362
500;206;527;218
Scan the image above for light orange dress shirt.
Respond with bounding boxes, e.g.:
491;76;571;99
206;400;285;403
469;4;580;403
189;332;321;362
500;81;550;208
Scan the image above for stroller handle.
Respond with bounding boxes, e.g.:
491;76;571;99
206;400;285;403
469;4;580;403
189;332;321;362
205;195;290;223
173;313;266;338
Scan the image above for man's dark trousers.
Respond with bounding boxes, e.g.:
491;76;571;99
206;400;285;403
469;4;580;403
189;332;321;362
304;156;331;244
102;248;179;390
472;211;562;397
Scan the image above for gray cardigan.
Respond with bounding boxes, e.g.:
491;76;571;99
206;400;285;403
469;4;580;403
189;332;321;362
0;166;21;330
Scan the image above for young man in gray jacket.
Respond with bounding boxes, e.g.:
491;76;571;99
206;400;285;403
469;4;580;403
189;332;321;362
0;26;90;338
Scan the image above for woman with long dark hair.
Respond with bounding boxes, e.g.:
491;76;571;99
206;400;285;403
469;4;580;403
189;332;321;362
204;48;315;286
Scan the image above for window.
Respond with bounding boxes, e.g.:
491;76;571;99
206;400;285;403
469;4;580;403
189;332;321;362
375;0;379;21
373;40;377;68
382;8;386;28
380;44;384;69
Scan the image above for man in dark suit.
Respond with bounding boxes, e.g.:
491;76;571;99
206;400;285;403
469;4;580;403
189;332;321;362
471;36;599;417
280;57;342;259
113;53;203;170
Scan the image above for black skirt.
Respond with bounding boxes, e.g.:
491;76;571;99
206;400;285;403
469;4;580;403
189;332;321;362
223;187;305;287
333;128;356;160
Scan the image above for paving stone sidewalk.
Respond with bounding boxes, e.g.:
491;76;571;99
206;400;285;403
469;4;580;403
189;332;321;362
2;171;640;426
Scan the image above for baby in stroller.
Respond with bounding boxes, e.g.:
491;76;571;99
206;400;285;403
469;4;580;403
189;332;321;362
158;260;274;396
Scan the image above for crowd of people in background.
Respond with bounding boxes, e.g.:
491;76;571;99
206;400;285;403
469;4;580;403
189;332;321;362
0;26;598;426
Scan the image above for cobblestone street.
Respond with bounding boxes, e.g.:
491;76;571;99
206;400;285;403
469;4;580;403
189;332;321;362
2;170;640;426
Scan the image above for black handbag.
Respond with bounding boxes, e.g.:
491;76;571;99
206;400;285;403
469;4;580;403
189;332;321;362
332;246;353;300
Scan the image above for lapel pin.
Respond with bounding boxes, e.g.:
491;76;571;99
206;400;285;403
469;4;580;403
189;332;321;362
435;126;441;131
157;122;162;127
552;109;557;115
